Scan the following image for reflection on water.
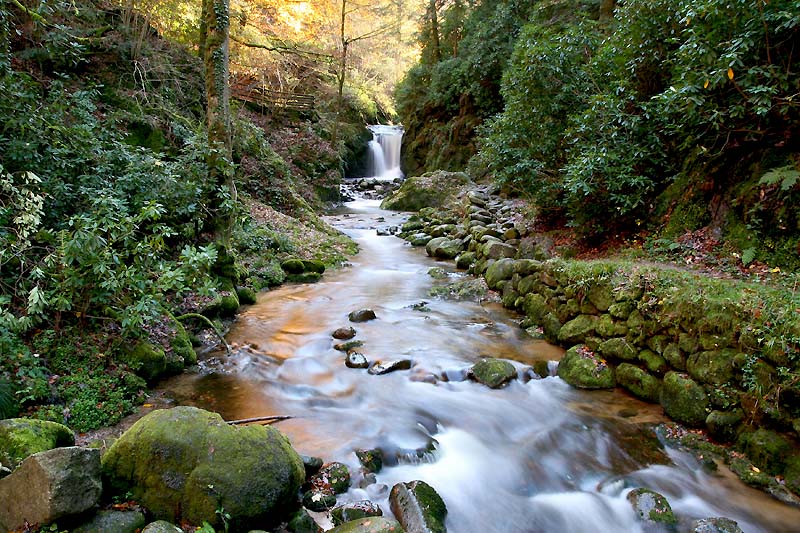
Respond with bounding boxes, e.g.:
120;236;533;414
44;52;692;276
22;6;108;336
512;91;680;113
161;200;800;532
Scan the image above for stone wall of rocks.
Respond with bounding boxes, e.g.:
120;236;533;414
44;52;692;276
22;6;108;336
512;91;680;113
392;185;800;498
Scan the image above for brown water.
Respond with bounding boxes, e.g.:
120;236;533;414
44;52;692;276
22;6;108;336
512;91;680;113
162;199;800;532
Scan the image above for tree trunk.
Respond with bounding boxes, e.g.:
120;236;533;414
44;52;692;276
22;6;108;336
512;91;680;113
600;0;616;22
427;0;441;63
201;0;233;239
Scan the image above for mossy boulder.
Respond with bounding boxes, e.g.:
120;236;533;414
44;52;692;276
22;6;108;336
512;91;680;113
558;315;598;345
639;349;669;375
381;171;470;211
485;258;516;290
0;419;75;469
236;286;258;305
557;345;616;389
389;480;447;533
587;283;614;312
686;349;737;385
331;501;383;526
469;358;517;389
329;517;405;533
705;409;744;443
301;259;326;274
522;293;550;323
598;337;638;362
455;252;476;270
120;341;167;382
690;517;743;533
627;488;677;527
287;508;320;533
142;521;183;533
101;406;304;530
167;316;197;369
615;364;662;403
281;258;306;274
660;372;709;427
737;428;793;475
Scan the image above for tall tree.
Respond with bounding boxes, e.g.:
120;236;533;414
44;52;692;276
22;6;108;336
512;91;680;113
201;0;234;238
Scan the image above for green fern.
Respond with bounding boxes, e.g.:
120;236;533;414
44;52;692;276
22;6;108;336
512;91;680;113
759;165;800;191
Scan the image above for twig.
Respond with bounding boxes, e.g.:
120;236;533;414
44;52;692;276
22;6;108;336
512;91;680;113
175;312;232;355
227;415;294;425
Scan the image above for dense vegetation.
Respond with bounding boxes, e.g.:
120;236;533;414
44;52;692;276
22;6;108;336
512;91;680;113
0;0;386;431
397;0;800;267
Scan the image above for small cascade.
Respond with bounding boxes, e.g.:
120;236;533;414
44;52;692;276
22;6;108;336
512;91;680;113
367;124;404;181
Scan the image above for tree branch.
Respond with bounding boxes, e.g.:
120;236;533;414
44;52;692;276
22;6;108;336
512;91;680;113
229;34;333;60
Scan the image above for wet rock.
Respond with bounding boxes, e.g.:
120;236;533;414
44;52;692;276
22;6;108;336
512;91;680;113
331;501;383;526
101;406;304;530
281;258;306;274
408;233;433;246
687;349;737;385
349;309;377;322
301;455;324;477
315;462;351;493
336;340;365;352
236;286;258;305
660;372;709;427
381;171;470;212
288;272;323;284
428;238;463;259
483;241;517;260
302;487;337;511
0;418;75;469
329;517;405;533
557;345;615;389
72;510;146;533
691;517;743;533
639;349;669;375
0;447;102;532
390;480;447;533
428;267;449;279
469;358;517;389
346;352;370;369
120;340;167;382
142;521;184;533
356;449;384;473
615;363;662;403
455;252;476;270
333;327;357;340
627;488;677;527
288;508;321;533
359;473;377;488
369;359;413;375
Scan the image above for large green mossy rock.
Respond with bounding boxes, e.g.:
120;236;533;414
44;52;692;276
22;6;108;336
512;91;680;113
660;372;709;427
686;349;737;385
101;406;305;530
121;341;167;382
558;315;598;345
557;345;615;389
627;488;677;527
381;171;470;211
389;480;447;533
737;428;793;475
470;358;517;389
485;258;516;290
615;364;662;403
598;337;637;361
0;419;75;469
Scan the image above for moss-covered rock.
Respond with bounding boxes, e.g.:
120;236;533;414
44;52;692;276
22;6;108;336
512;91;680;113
390;480;447;533
455;252;476;270
301;259;326;274
557;345;615;389
101;406;304;530
522;293;550;323
0;419;75;469
542;312;563;344
663;343;686;371
167;316;197;369
120;341;167;382
737;428;793;475
355;449;383;474
558;315;598;345
587;283;614;312
616;364;662;403
287;508;321;533
141;521;183;533
639;349;669;375
687;349;737;385
381;171;470;211
236;286;258;305
690;517;743;533
72;510;146;533
627;488;677;527
660;372;709;427
469;358;517;389
705;409;744;443
331;501;383;526
598;337;638;361
485;258;516;290
329;517;405;533
281;258;306;274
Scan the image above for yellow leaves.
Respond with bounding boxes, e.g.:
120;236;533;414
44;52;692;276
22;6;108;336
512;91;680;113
727;68;734;80
703;79;710;89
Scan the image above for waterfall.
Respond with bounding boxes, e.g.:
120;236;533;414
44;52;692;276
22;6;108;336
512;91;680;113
367;124;404;181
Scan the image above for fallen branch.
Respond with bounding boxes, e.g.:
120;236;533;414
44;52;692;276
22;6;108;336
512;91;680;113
227;415;294;426
175;312;232;356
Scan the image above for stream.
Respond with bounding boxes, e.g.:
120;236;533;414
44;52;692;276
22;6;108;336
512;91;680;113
162;198;800;532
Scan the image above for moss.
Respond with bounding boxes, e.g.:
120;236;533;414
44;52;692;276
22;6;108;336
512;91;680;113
121;341;167;382
558;315;598;345
639;349;669;375
0;418;75;469
737;428;793;475
381;170;470;211
102;406;304;530
627;487;677;526
598;337;638;362
557;345;615;389
616;364;662;403
236;286;258;305
705;409;744;443
301;259;326;274
328;518;405;533
660;372;709;427
390;480;446;533
281;258;306;274
470;358;517;389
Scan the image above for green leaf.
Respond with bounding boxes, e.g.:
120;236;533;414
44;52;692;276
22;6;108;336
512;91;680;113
741;247;756;266
759;165;800;191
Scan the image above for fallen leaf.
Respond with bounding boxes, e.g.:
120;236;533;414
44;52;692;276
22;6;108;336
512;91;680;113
728;68;734;80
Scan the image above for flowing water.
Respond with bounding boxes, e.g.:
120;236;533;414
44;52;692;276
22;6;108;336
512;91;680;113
163;199;800;532
366;125;404;181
